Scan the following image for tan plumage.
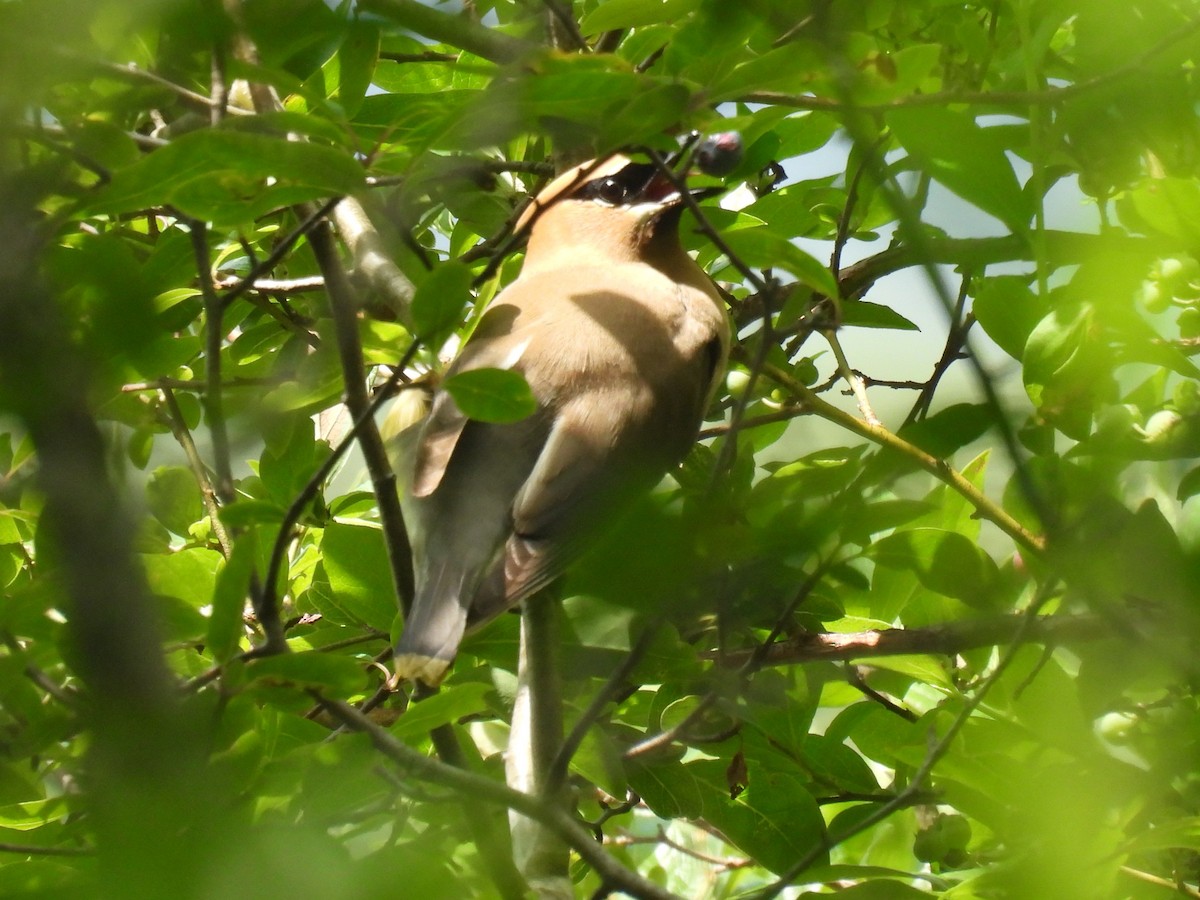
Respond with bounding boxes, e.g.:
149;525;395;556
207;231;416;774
391;153;729;686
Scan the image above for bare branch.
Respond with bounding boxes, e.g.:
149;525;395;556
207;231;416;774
308;218;415;610
332;197;416;328
714;613;1106;668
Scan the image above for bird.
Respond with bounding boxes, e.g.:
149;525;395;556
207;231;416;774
389;150;731;687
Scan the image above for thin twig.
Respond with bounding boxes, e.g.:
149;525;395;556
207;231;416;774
220;197;343;311
186;220;235;503
1;631;77;706
160;387;234;559
122;376;285;393
85;57;253;115
625;564;830;760
259;354;417;647
1119;866;1200;898
713;613;1104;668
698;405;807;439
824;329;880;427
846;665;917;721
758;357;1045;555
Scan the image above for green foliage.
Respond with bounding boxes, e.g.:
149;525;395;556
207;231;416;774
1;0;1200;897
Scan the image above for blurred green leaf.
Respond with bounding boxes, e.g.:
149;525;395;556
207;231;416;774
869;527;1000;608
246;652;367;695
94;130;364;225
145;466;204;537
840;299;919;331
579;0;699;35
390;683;492;739
208;532;259;663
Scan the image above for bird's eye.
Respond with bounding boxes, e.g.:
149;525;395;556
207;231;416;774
594;177;628;205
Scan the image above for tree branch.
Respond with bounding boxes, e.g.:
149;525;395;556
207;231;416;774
507;593;570;892
758;358;1046;555
331;197;416;328
186;219;235;503
711;613;1108;668
308;219;415;612
358;0;536;63
837;231;1154;302
315;696;685;900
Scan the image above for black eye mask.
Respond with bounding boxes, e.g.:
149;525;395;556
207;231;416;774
573;162;663;206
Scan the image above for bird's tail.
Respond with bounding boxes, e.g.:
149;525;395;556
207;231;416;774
393;564;472;687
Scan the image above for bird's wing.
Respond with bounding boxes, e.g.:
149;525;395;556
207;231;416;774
409;301;527;499
409;390;469;498
501;393;661;605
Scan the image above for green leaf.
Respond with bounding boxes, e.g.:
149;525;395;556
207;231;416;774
973;275;1046;360
0;510;22;545
94;130;364;226
444;368;537;424
899;403;993;458
318;523;399;632
217;500;287;528
145;466;203;536
816;882;930;899
869;527;1000;608
411;261;473;342
389;683;492;740
141;547;223;608
690;759;827;875
208;532;259;663
887;107;1032;231
602;82;692;148
246;652;367;695
335;19;379;117
1124;177;1200;246
579;0;699;35
840;299;919;331
628;760;705;820
716;229;839;296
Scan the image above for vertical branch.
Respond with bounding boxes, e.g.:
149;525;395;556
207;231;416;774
0;177;214;890
506;592;570;895
187;219;235;503
159;387;234;559
416;686;527;899
307;217;415;609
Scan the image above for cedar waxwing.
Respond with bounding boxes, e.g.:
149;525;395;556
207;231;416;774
391;151;731;686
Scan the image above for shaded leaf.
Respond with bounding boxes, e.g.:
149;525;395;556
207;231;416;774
869;527;1000;608
888;107;1031;231
246;652;367;695
412;261;473;342
94;130;364;225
